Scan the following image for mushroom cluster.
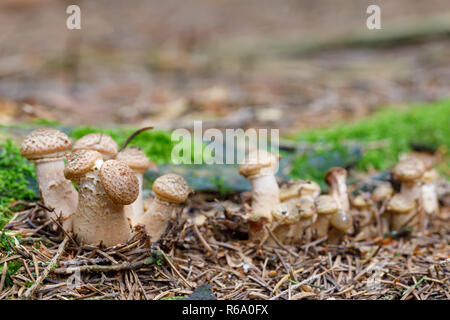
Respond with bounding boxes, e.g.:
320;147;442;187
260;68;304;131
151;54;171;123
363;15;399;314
238;149;443;245
20;129;191;247
19;130;443;248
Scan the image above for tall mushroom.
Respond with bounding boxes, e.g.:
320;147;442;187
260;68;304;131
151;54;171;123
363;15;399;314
325;167;350;212
72;133;118;160
64;150;139;246
136;174;190;242
20;128;78;231
238;150;280;241
116;147;151;224
313;195;338;238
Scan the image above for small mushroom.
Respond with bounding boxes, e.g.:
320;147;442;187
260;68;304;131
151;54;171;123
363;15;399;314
420;169;440;225
20;128;78;231
313;195;338;238
371;183;394;235
351;194;374;239
271;202;301;244
116;147;152;224
72;133;118;160
238;150;280;241
296;197;317;242
388;194;415;231
325;167;350;212
65;150;139;246
387;194;417;231
328;209;353;244
393;157;425;202
136;174;190;242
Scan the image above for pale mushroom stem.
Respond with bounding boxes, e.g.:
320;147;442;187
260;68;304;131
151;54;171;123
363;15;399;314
332;176;350;212
124;173;144;223
248;174;279;241
73;163;130;246
35;158;78;231
138;197;176;242
315;215;331;238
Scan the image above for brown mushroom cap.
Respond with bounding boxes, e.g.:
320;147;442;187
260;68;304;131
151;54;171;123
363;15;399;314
280;180;320;202
330;210;353;232
393;158;426;182
351;194;372;208
73;133;118;159
20;128;72;160
372;184;394;202
272;202;300;224
298;197;316;219
324;167;347;186
387;194;415;214
152;173;190;204
64;149;103;180
315;195;338;215
116;146;151;172
100;160;139;205
422;169;440;184
238;150;279;178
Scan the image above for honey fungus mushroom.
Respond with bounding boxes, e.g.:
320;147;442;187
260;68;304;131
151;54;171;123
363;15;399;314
20;128;78;231
371;183;394;235
271;202;301;244
387;193;417;231
351;194;374;239
393;157;426;201
72;133;118;160
278;180;320;242
421;169;440;221
328;209;353;244
325;167;350;212
313;195;338;238
136;174;190;242
116;147;151;224
238;150;280;241
64;150;139;247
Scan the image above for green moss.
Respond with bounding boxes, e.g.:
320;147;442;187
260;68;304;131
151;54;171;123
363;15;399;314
290;99;450;184
0;138;37;228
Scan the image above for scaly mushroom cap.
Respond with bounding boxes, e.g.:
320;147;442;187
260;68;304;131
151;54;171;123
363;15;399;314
324;167;347;186
116;146;151;173
271;202;300;224
351;194;372;209
315;195;338;215
238;150;279;178
298;197;316;219
152;173;190;204
64;149;103;180
100;160;139;205
422;169;440;184
20;128;72;161
387;194;415;214
372;184;394;202
280;180;320;202
330;210;353;232
393;158;425;183
73;133;118;159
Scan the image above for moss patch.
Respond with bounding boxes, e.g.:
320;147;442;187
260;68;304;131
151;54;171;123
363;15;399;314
0;138;37;228
289;99;450;184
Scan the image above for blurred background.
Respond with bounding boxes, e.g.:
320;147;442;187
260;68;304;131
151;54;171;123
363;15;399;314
0;0;449;134
0;0;449;193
